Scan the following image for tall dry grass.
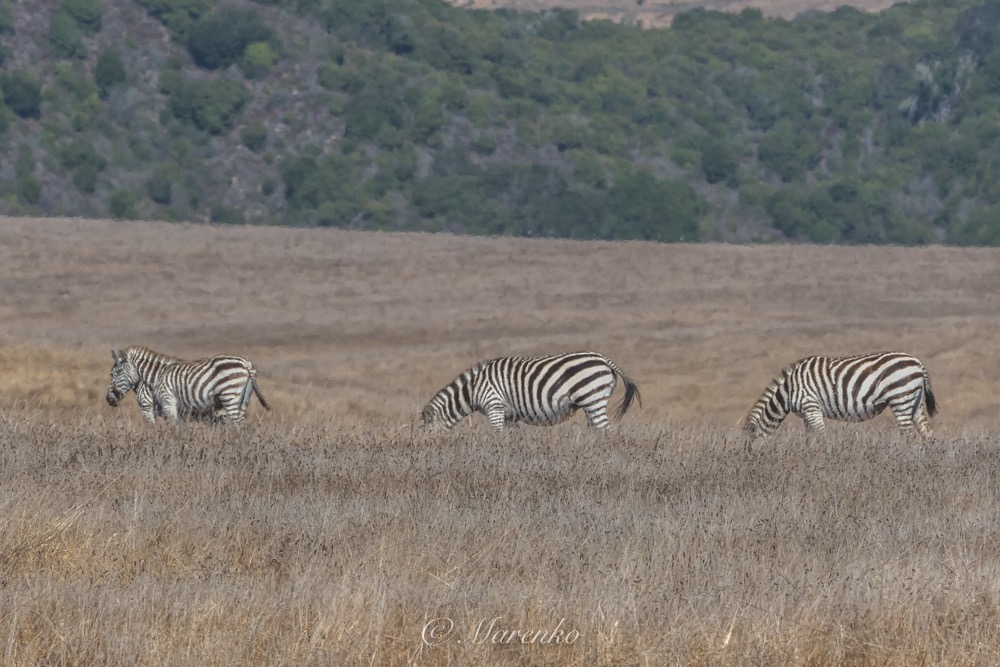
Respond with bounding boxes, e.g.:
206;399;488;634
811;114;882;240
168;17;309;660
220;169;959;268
2;408;999;665
4;216;1000;664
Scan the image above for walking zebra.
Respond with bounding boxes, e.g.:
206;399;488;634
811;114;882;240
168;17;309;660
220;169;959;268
744;351;937;438
421;352;640;432
106;346;270;425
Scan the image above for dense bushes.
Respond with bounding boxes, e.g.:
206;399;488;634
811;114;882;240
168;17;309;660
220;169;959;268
0;71;42;118
185;7;277;71
4;0;1000;243
166;77;250;134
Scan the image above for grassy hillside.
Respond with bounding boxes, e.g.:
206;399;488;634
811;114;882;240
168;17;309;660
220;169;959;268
4;216;1000;427
3;216;1000;664
2;0;1000;244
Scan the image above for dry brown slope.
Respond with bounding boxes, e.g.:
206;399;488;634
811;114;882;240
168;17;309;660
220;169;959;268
2;215;997;431
448;0;906;27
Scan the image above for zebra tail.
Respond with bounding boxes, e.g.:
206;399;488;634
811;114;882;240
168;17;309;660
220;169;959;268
924;373;937;417
252;377;271;410
615;370;641;419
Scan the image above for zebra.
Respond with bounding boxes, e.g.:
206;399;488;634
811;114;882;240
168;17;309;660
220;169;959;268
744;351;937;439
421;352;640;432
106;346;270;425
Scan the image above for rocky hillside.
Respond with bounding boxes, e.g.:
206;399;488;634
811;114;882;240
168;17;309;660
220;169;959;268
0;0;997;245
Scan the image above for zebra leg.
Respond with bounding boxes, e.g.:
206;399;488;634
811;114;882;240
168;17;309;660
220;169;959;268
217;396;247;425
915;411;933;436
135;385;157;424
483;402;507;432
801;406;826;434
889;398;931;436
581;402;611;431
159;393;181;423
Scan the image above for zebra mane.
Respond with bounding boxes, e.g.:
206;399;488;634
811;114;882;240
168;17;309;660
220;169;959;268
458;359;490;385
124;345;183;364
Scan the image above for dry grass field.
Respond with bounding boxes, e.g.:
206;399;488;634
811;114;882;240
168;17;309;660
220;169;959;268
448;0;906;28
2;215;1000;665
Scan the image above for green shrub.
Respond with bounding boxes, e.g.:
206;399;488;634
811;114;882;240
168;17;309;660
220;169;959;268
240;123;268;152
242;41;277;79
95;50;127;99
210;203;246;224
0;71;43;119
62;0;102;32
145;169;173;205
59;138;106;193
167;77;250;134
0;2;12;35
186;7;275;70
72;162;102;193
134;0;211;40
17;176;42;205
261;176;276;197
49;12;86;59
109;189;139;219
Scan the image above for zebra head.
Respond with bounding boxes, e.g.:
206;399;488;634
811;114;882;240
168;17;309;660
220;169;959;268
744;369;792;438
421;365;480;432
420;393;461;432
106;349;141;407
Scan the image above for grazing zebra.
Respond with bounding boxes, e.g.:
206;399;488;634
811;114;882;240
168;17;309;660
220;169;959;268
744;351;937;439
106;346;270;425
421;352;640;432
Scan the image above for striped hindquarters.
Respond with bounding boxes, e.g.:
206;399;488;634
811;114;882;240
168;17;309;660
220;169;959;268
157;354;268;424
745;351;936;437
422;351;640;432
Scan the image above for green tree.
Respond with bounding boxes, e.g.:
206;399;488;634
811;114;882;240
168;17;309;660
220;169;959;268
134;0;210;39
210;204;245;224
16;145;41;205
95;50;127;99
62;0;102;32
240;123;268;152
49;12;86;59
167;77;250;134
145;169;173;205
757;120;821;182
605;170;703;242
0;71;42;118
186;7;275;70
242;41;277;79
699;137;740;185
109;189;139;219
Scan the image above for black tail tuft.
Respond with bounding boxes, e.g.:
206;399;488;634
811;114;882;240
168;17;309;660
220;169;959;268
616;375;641;419
253;378;271;410
924;377;937;417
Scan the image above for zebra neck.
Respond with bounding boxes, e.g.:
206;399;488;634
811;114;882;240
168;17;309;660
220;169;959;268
132;352;174;383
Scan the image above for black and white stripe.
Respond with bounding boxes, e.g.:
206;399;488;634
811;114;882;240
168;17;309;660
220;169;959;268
744;352;937;437
421;352;640;432
106;346;270;425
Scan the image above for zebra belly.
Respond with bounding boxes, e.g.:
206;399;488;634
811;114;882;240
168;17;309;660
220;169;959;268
824;402;885;422
520;397;577;426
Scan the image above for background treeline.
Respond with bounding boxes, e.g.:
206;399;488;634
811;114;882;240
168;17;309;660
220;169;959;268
0;0;999;244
